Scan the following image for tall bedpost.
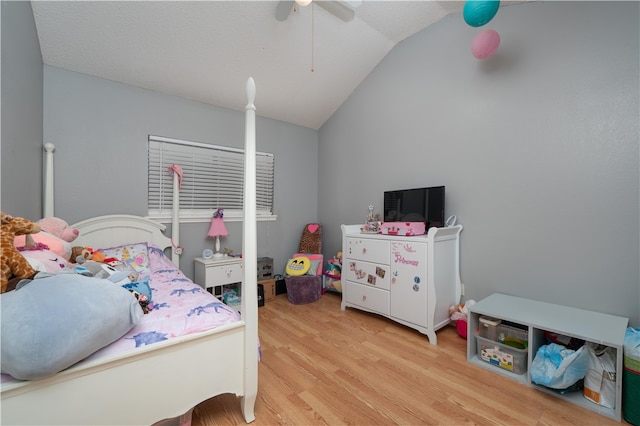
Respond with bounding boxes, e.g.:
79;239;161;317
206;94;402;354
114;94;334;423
241;77;258;423
171;172;181;269
43;143;56;217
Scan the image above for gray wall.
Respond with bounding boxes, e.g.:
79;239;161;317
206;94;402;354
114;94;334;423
2;1;638;325
318;1;640;325
43;66;318;280
1;0;43;218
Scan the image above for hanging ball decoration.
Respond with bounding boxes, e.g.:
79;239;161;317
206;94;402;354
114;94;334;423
463;0;500;27
471;29;501;59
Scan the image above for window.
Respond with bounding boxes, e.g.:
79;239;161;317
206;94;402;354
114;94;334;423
148;135;275;222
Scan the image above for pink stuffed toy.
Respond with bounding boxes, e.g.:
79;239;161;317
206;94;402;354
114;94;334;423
14;217;79;261
37;217;79;242
19;248;71;274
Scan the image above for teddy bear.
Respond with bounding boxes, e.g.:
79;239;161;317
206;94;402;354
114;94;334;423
70;246;93;263
70;246;117;264
1;212;41;293
14;216;79;261
38;217;79;243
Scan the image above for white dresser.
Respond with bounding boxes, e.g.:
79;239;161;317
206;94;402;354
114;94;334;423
341;224;463;344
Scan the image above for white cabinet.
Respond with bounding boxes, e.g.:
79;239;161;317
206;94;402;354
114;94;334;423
467;293;629;421
390;240;428;327
341;224;463;344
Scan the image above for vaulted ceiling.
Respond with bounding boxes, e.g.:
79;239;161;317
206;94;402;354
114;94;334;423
31;1;524;129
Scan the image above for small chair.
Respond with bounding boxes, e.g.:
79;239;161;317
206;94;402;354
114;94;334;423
284;223;323;304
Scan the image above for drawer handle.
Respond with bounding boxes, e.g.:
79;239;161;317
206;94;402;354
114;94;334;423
362;295;367;302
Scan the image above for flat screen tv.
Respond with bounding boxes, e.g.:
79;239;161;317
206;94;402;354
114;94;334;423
383;186;445;228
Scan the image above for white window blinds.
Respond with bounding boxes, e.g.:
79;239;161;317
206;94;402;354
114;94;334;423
148;135;274;220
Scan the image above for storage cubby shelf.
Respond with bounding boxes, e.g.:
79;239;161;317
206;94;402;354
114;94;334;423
467;293;628;421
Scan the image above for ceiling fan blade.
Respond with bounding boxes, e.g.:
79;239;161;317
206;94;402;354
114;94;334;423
275;1;295;21
316;1;355;22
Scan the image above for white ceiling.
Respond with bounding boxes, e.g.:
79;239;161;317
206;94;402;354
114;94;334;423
31;1;518;130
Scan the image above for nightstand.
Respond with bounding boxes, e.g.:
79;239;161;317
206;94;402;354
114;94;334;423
194;256;244;301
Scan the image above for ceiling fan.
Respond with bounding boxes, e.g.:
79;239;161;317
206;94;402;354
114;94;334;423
275;0;360;23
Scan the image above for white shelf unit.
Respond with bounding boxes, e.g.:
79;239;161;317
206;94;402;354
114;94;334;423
467;293;629;421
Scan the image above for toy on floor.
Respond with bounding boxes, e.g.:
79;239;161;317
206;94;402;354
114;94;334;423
326;251;342;276
449;300;476;339
323;251;342;293
223;287;241;307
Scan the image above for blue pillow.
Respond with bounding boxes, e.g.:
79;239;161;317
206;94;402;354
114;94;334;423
1;274;143;380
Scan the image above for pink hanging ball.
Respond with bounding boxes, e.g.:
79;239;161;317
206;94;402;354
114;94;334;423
471;29;501;60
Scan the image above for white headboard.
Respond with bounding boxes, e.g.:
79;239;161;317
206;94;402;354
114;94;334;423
72;214;173;256
43;144;181;267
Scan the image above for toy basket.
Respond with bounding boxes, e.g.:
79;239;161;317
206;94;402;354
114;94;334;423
476;323;529;375
455;319;468;339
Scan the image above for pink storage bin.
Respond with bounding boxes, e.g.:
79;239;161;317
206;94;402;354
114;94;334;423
456;319;468;339
379;221;426;236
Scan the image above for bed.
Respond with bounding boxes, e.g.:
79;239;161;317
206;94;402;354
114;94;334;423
0;78;259;425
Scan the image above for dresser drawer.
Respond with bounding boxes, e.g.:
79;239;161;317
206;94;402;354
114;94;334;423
344;281;389;315
202;262;244;288
345;237;390;264
344;259;390;290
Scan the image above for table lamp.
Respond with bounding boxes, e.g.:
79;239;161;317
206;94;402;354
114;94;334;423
207;208;228;258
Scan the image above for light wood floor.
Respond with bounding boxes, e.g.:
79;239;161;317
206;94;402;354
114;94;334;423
192;292;624;426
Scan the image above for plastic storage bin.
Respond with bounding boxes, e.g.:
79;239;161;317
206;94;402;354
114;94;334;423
456;319;468;339
479;316;502;341
476;324;528;375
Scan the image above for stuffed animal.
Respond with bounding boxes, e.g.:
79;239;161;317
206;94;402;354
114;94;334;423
14;217;78;261
90;250;107;263
70;246;116;264
37;217;79;243
330;251;343;267
1;212;41;292
19;248;71;275
70;246;92;263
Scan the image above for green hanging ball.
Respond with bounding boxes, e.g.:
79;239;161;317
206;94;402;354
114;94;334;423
463;0;500;27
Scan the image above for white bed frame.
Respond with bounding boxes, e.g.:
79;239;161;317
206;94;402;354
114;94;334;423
1;79;259;425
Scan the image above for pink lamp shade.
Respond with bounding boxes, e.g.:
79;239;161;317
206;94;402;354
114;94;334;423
207;217;228;237
208;216;228;257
